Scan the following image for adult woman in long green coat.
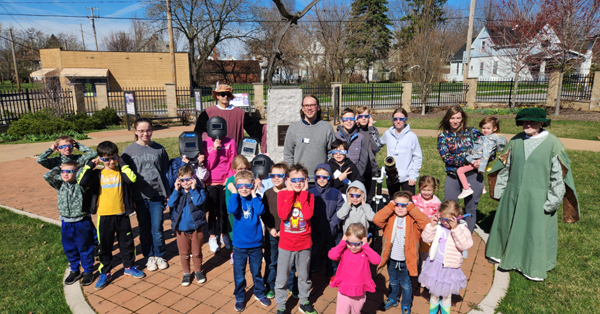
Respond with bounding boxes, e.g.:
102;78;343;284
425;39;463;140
486;108;579;281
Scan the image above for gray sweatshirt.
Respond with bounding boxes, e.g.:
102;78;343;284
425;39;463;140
283;119;335;180
336;181;376;232
122;141;170;200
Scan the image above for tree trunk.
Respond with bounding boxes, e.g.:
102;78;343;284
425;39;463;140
511;68;521;108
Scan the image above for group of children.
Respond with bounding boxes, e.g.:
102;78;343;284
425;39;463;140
40;110;511;314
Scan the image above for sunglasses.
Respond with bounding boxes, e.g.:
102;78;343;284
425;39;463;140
395;203;409;208
342;117;356;122
315;175;330;180
235;183;253;189
216;92;230;97
345;240;363;247
290;177;306;183
99;156;119;162
349;193;362;199
57;144;72;149
179;177;194;183
357;114;370;119
331;150;347;155
61;169;77;174
269;173;286;179
439;213;471;222
393;117;407;122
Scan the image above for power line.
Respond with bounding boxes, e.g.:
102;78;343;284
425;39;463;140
5;0;143;2
0;12;485;23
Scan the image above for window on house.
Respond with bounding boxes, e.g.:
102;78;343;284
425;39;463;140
456;63;459;75
482;41;486;52
480;62;484;76
493;61;498;75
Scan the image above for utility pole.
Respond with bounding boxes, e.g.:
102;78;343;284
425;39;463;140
9;28;21;91
80;23;86;50
166;0;177;86
463;0;476;82
86;7;99;51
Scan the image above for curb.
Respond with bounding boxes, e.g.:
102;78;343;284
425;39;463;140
467;225;509;314
1;204;96;314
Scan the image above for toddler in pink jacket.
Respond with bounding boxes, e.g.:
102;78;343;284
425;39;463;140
329;223;381;314
418;200;473;314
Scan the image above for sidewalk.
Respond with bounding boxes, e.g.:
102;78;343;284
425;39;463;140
1;157;493;314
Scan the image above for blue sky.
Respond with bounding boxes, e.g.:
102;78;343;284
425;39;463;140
0;0;470;52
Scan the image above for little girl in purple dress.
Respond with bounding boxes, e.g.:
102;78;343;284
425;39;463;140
419;200;473;314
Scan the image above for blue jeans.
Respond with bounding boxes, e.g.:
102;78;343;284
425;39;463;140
263;232;297;292
135;196;166;258
233;246;266;302
388;259;412;309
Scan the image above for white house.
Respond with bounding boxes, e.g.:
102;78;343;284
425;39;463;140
446;25;593;82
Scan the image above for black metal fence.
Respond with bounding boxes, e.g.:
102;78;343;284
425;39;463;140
0;88;74;124
476;78;550;104
341;83;403;109
411;83;467;108
108;87;167;116
562;74;594;101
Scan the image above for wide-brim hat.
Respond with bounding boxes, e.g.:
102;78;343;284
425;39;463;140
515;107;551;127
212;84;235;100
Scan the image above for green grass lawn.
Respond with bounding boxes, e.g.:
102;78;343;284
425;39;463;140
0;82;44;91
0;207;71;313
374;118;600;141
375;136;600;313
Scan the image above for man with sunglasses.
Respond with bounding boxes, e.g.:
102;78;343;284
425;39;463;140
283;94;335;182
37;135;97;170
335;108;370;177
194;84;264;149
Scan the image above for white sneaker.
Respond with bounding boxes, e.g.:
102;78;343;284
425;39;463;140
221;234;232;250
146;256;157;271
482;187;487;194
208;237;220;252
457;189;474;199
156;257;168;270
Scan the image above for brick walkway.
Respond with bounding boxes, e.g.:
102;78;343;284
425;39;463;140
0;157;493;314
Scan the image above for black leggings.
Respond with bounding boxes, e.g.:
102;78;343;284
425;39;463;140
205;185;228;236
387;180;416;198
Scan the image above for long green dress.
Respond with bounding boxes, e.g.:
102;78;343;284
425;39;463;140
486;131;579;281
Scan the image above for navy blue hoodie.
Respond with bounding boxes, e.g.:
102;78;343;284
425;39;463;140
308;163;345;241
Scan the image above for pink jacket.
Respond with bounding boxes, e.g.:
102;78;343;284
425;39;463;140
203;136;236;185
328;240;381;297
412;194;441;218
421;222;473;268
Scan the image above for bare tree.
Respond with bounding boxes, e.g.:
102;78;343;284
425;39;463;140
264;0;321;86
540;0;600;115
101;31;136;52
146;0;255;85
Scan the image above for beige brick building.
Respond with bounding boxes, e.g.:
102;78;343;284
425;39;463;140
33;48;191;90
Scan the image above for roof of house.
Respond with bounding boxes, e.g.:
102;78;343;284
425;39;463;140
200;60;261;74
450;38;476;62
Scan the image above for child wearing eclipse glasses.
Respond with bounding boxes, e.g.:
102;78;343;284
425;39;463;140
373;191;429;313
328;223;381;314
327;139;363;194
227;170;271;312
167;165;208;287
37;135;97;170
335;107;370;177
275;163;318;314
79;141;145;290
43;160;96;287
336;181;376;240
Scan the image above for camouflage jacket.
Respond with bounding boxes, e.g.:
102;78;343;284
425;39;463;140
37;143;97;170
43;167;90;219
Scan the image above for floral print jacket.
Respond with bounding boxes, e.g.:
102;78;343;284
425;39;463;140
437;127;482;174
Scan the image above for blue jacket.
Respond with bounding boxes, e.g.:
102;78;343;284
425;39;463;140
308;163;344;241
168;188;207;232
228;193;265;248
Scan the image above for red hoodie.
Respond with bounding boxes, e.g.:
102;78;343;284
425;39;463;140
277;190;314;251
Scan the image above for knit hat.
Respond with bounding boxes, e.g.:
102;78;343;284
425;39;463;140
515;107;551;127
211;84;235;100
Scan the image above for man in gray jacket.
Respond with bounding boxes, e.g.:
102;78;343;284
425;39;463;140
283;95;335;182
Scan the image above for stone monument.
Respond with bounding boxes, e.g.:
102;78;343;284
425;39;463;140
266;86;303;163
